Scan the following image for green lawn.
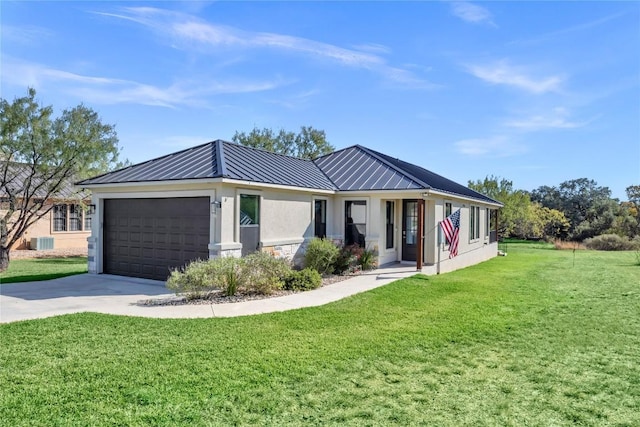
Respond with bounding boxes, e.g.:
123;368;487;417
1;244;638;426
0;256;88;284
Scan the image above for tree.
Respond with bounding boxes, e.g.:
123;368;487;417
232;126;334;159
1;88;125;271
625;185;640;236
468;176;531;238
531;178;616;240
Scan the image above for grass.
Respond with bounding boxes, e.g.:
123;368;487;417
0;256;88;284
1;244;638;426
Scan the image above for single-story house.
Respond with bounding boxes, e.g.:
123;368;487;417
77;140;502;281
1;163;91;251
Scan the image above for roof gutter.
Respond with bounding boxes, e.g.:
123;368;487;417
421;188;503;207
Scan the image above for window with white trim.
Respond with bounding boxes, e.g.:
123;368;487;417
485;208;490;238
345;200;366;247
314;199;327;238
385;201;394;249
469;205;480;241
443;202;453;248
53;204;91;232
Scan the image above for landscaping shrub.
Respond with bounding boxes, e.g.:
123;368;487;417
166;259;216;299
334;244;366;274
284;268;322;291
584;234;640;251
304;238;340;275
212;256;246;296
243;251;291;295
359;247;377;270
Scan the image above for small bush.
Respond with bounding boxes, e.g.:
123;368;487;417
304;238;340;275
359;248;377;270
212;256;246;296
333;244;359;274
166;259;216;299
584;234;640;251
284;268;322;291
244;251;291;295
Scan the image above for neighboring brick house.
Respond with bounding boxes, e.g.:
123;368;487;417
1;163;91;251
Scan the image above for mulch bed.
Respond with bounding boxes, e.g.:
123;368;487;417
140;273;357;306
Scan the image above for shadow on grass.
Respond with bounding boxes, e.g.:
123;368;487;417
0;271;87;284
1;257;88;284
19;256;87;265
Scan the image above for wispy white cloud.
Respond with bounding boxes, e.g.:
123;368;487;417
350;43;392;55
466;60;563;94
2;56;285;108
509;11;627;46
267;89;322;109
1;25;55;46
450;2;495;26
505;107;590;130
454;135;526;157
96;7;436;89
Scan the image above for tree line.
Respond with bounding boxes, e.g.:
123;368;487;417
469;176;640;241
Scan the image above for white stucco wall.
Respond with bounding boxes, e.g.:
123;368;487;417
84;180;499;276
427;196;497;270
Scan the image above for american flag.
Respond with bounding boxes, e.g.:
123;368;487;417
440;209;461;258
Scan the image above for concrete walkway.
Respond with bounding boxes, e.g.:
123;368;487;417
0;265;419;323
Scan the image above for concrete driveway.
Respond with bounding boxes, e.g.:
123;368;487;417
0;274;172;323
1;265;418;323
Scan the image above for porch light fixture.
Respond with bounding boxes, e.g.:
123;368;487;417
421;190;430;198
86;204;96;215
211;200;222;214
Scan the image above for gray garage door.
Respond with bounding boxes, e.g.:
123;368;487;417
104;197;210;280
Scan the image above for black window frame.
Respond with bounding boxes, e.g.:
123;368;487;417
314;199;327;238
385;201;394;249
53;204;68;232
345;200;366;248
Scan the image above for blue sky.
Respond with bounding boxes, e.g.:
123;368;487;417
2;1;639;200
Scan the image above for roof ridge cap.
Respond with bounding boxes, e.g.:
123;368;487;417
214;140;228;177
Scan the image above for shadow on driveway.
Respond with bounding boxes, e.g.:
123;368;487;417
0;274;169;301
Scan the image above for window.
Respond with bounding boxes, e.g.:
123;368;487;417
53;204;91;232
314;199;327;238
345;200;366;247
469;205;480;240
240;194;259;225
443;202;453;248
84;208;92;231
53;205;67;232
69;205;82;231
485;208;490;238
386;201;394;249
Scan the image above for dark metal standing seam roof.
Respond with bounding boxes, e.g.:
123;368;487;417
313;146;423;191
220;141;336;190
77;142;218;184
2;162;88;200
77;140;499;204
360;146;502;204
78;140;337;190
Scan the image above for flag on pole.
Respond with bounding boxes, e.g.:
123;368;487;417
440;209;461;258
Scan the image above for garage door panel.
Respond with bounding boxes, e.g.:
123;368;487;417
104;197;210;280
